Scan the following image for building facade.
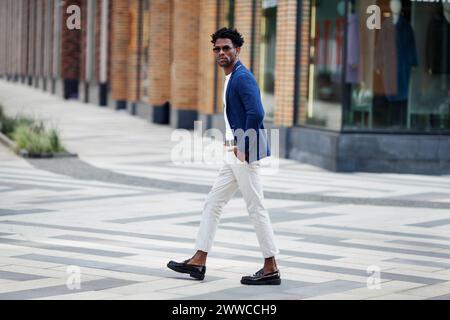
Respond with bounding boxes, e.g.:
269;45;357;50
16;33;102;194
1;0;449;174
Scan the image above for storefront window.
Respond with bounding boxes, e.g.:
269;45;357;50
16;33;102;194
304;0;345;130
343;0;450;131
259;0;277;120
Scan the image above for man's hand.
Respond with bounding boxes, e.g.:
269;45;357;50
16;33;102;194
233;146;246;162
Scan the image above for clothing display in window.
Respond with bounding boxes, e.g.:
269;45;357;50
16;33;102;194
426;12;450;75
375;15;418;102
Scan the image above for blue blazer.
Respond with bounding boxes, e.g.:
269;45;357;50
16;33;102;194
225;60;271;163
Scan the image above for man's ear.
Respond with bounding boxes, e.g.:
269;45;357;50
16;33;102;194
236;47;241;55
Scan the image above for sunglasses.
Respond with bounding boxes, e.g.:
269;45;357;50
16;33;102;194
212;45;234;53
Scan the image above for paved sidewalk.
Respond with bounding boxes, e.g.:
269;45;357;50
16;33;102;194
1;80;450;300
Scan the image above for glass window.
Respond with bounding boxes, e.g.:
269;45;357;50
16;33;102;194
408;0;450;131
227;0;235;28
343;0;450;132
259;1;277;120
303;0;345;130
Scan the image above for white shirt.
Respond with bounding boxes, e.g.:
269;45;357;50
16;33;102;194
223;73;234;141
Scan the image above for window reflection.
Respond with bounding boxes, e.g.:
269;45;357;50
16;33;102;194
305;0;345;130
259;2;277;120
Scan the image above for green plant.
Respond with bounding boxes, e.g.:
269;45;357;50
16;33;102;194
13;125;52;154
0;105;65;154
48;128;64;152
0;106;36;137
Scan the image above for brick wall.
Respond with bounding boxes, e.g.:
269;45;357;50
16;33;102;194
233;0;252;70
60;0;83;80
148;0;171;106
214;0;230;114
233;0;262;86
79;0;88;80
170;0;200;110
126;0;140;102
274;0;297;127
95;0;102;82
298;0;311;125
110;0;130;100
197;0;218;115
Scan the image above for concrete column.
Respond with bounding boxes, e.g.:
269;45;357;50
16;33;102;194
97;0;109;106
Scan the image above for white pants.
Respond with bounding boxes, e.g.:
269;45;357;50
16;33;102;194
194;148;279;258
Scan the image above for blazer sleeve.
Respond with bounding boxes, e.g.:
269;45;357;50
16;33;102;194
235;73;265;154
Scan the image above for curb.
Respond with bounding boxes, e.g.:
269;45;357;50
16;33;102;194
0;131;78;159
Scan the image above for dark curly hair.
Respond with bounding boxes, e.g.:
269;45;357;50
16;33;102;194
210;27;244;48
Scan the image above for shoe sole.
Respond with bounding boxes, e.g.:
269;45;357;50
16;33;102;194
167;264;205;280
240;278;281;285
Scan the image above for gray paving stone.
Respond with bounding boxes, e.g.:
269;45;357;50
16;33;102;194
212;239;342;260
107;210;202;224
0;232;13;236
184;279;311;300
24;192;158;205
0;270;46;281
310;224;450;241
51;234;235;259
2;174;150;191
294;235;450;260
0;181;78;192
0;278;137;300
1;238;133;258
217;224;346;243
385;258;450;270
1;220;194;243
277;260;445;285
284;280;365;298
408;218;450;228
388;192;450;201
14;254;122;270
427;293;450;300
388;239;450;250
0;209;55;217
111;264;223;282
14;253;223;281
213;212;340;225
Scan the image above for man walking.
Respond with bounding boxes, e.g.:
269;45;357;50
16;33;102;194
167;28;280;285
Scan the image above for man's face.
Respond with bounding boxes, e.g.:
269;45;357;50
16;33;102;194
213;38;240;68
